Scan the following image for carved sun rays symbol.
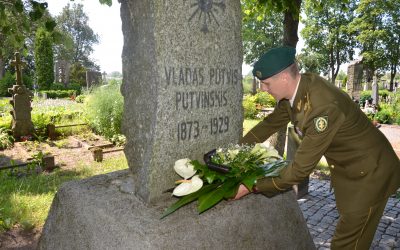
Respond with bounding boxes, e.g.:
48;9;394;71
189;0;226;33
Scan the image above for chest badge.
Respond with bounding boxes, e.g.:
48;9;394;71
314;116;328;133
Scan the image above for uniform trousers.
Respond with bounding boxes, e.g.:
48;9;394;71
331;197;389;250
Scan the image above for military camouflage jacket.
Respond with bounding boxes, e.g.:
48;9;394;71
240;73;400;213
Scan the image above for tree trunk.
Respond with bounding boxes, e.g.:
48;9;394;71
0;57;4;80
282;0;301;48
390;65;396;92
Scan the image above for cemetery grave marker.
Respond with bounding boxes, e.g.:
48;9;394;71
8;52;35;140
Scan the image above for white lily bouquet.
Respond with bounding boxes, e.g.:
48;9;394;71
161;143;289;218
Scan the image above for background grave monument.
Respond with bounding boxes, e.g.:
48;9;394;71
39;1;315;249
346;59;363;101
8;52;35;140
86;70;102;88
372;75;379;106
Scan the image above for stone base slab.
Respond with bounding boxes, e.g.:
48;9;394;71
39;170;315;250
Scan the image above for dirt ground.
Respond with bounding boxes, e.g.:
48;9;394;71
0;134;125;250
0;124;399;250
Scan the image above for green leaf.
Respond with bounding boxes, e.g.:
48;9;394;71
241;175;257;191
160;183;219;219
14;0;23;13
198;179;238;213
45;20;57;31
197;187;226;213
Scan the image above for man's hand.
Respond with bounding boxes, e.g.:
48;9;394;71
233;184;251;200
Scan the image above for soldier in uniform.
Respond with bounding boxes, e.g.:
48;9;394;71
235;46;400;249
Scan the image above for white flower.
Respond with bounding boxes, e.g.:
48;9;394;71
227;149;240;159
251;143;282;160
172;175;203;196
174;158;196;179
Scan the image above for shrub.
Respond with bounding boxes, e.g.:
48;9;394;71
0;127;14;149
67;83;82;95
254;90;276;108
50;83;65;90
39;90;76;99
375;108;393;124
243;94;259;119
34;28;54;90
0;72;15;97
75;95;86;103
84;83;123;139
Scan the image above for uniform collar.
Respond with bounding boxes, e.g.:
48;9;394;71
291;74;309;112
289;75;301;107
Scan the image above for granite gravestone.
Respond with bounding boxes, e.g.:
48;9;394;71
8;52;35;140
54;60;71;86
347;59;363;101
372;75;379;106
39;1;315;249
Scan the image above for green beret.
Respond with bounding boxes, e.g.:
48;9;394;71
252;46;296;80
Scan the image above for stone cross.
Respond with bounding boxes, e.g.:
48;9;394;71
8;52;35;140
11;52;26;85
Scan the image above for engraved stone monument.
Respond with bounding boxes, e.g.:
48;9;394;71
39;1;314;249
346;59;363;101
8;52;35;140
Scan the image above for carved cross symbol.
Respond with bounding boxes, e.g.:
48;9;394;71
11;52;26;86
189;0;226;33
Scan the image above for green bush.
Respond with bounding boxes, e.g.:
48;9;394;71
360;90;372;107
254;90;276;108
0;127;14;149
243;94;259;119
375;108;393;124
0;72;15;97
34;28;54;90
84;84;123;139
50;83;65;90
75;95;86;103
39;90;76;99
67;83;82;95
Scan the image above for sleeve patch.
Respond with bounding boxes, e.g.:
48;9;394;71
314;116;328;133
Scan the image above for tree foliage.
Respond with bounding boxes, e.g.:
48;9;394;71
242;2;284;65
55;3;99;70
382;0;400;91
34;27;54;89
301;0;355;82
348;0;389;82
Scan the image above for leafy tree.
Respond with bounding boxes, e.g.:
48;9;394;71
301;0;356;83
242;0;302;48
0;1;55;79
382;0;400;91
34;27;54;89
55;3;99;70
242;2;284;65
69;62;87;86
348;0;388;83
296;51;325;74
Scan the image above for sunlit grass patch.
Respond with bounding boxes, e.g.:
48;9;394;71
0;155;128;232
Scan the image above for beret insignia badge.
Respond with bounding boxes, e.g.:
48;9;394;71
255;71;262;79
314;116;328;133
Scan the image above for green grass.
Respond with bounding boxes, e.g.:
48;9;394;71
243;118;261;135
0;155;128;232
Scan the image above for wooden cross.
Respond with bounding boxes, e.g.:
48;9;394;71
11;52;26;85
